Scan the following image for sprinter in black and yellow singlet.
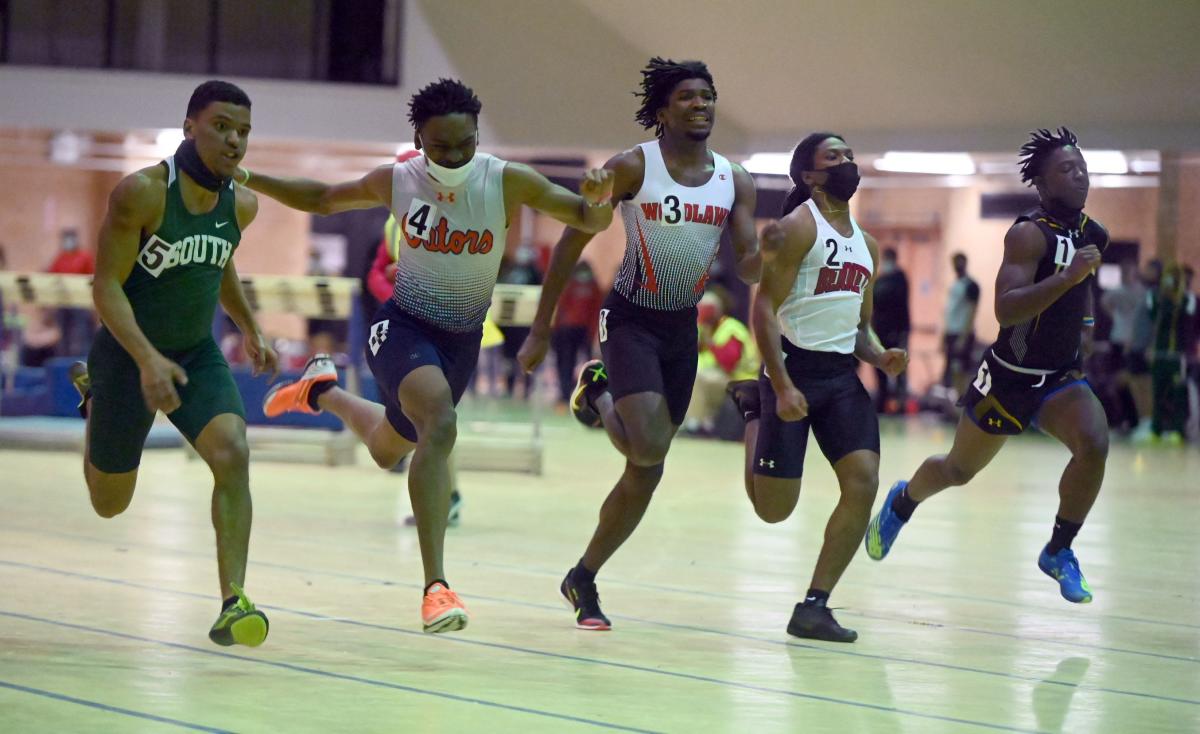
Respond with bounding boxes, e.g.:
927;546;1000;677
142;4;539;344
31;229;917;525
77;81;276;647
867;128;1111;607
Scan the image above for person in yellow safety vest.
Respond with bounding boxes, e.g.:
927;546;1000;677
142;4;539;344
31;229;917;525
685;285;758;435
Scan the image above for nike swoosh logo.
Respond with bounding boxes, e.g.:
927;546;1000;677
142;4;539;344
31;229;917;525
216;221;229;228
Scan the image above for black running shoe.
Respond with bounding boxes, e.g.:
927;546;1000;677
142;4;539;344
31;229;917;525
560;568;611;631
69;361;90;419
725;379;760;423
570;360;609;428
786;602;857;643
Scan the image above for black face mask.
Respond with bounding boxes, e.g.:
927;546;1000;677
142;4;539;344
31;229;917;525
174;138;228;192
814;161;860;202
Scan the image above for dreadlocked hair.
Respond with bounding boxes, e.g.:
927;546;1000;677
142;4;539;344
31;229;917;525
1018;127;1078;186
407;78;482;130
633;57;716;137
780;132;844;216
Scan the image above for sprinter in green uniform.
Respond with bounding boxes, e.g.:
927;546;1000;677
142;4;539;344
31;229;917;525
76;80;276;646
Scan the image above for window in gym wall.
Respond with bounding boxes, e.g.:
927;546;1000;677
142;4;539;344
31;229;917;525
1;0;401;86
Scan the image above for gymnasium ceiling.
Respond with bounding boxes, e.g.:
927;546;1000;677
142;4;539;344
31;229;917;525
420;0;1200;156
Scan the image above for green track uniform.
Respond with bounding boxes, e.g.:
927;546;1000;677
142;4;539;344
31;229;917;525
88;158;245;472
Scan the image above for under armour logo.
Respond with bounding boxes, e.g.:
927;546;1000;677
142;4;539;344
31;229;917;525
719;174;727;180
988;418;1001;427
436;191;456;203
759;458;775;468
368;320;389;356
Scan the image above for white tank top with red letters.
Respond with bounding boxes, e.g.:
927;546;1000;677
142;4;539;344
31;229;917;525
777;198;873;354
614;140;735;310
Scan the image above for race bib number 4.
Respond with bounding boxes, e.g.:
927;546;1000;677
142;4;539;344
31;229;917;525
404;199;439;241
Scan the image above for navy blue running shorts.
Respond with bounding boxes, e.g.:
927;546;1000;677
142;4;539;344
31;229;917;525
365;301;481;442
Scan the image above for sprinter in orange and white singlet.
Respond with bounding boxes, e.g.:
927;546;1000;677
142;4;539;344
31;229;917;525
243;78;615;634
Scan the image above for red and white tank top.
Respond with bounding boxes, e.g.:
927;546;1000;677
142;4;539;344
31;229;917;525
614;141;735;310
776;199;873;354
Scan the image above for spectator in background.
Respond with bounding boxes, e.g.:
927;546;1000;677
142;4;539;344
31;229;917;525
0;244;16;385
20;308;61;367
684;286;757;436
496;246;542;398
1128;259;1163;440
871;247;910;414
551;261;603;406
1185;265;1200;440
941;252;979;399
1100;259;1146;430
47;228;96;357
366;216;402;307
1144;263;1196;444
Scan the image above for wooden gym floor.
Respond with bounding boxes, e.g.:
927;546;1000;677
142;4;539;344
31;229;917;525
1;413;1197;733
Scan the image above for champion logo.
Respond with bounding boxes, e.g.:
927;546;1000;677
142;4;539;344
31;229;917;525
759;458;775;468
215;221;229;228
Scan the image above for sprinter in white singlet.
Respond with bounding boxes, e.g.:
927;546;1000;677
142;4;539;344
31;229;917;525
240;79;615;634
726;133;907;643
517;58;760;630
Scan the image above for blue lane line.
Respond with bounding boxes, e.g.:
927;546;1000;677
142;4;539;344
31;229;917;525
5;554;1199;703
5;560;1196;715
2;522;1195;664
0;607;1035;734
0;611;660;734
0;680;232;733
463;557;1200;633
7;518;1198;634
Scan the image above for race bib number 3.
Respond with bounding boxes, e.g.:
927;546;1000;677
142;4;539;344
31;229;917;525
404;199;439;241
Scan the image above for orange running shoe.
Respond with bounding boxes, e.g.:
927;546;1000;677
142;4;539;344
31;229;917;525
262;354;337;417
421;582;469;633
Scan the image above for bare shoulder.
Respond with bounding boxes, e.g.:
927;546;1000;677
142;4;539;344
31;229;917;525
728;161;756;196
1003;220;1046;261
235;182;259;227
861;228;880;259
781;200;817;248
605;147;645;201
606;146;644;174
108;164;166;219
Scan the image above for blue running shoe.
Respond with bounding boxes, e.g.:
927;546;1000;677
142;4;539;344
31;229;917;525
1038;546;1093;603
865;481;909;560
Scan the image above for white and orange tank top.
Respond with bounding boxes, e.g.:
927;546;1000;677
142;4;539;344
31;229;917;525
388;153;508;332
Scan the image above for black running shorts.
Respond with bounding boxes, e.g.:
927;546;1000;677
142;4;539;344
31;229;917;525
753;340;879;479
958;349;1089;436
597;290;698;426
